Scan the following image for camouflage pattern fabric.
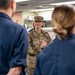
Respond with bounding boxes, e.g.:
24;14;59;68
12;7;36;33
27;29;51;75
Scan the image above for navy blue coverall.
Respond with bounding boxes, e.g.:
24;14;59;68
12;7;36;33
0;12;28;75
34;34;75;75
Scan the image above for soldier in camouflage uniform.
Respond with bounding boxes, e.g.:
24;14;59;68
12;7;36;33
27;16;51;75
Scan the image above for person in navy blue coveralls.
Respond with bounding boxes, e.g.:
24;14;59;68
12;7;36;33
34;5;75;75
0;0;28;75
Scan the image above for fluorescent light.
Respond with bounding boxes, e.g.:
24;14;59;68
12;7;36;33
50;1;75;5
36;6;44;7
29;8;54;12
15;0;29;2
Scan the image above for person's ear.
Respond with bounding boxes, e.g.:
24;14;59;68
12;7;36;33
41;22;44;27
10;0;14;9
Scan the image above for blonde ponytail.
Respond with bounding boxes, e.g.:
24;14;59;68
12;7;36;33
52;5;75;40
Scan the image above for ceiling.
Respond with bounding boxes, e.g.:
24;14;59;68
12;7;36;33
16;0;75;12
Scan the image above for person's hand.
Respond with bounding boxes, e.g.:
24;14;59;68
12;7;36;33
40;41;47;49
7;67;22;75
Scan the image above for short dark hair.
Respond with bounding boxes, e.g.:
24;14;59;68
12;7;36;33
0;0;12;9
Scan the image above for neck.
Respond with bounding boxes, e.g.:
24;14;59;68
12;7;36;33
0;9;12;17
71;26;75;34
35;28;41;33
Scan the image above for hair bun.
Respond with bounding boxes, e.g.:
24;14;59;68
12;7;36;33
53;27;67;39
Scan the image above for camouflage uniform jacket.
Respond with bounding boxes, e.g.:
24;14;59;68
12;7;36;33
27;29;51;68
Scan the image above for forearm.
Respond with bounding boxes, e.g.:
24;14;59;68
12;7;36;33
7;67;22;75
28;46;39;55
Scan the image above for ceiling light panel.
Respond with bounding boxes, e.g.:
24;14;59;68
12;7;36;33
15;0;30;2
50;1;75;5
29;8;54;12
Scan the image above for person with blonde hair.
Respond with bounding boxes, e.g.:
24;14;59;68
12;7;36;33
34;4;75;75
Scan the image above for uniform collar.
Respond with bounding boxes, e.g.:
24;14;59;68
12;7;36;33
0;12;12;20
68;33;75;39
55;33;75;41
33;29;44;34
